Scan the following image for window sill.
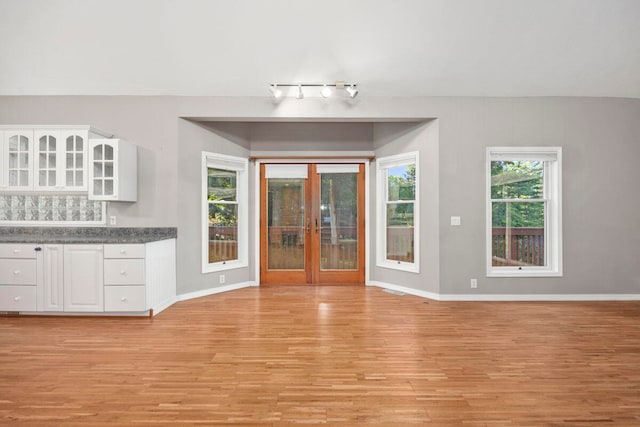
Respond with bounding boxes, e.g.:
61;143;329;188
487;268;562;278
377;259;420;274
203;260;247;274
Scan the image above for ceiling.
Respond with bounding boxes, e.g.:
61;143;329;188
1;0;639;98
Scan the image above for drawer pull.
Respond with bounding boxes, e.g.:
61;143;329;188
13;249;21;254
13;270;21;275
120;250;126;254
120;270;127;276
14;296;21;302
120;297;127;302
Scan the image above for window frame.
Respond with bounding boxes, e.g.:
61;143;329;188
376;151;420;273
486;146;562;277
202;151;248;274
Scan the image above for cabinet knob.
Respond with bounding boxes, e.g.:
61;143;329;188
120;270;127;276
120;250;126;254
14;296;21;302
13;249;20;254
121;297;127;302
13;270;21;275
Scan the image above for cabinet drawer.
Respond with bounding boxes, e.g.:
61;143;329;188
104;244;145;259
0;286;37;311
0;259;37;285
0;244;39;259
104;259;145;285
104;286;146;312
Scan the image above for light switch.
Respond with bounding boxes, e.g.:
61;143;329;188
450;216;461;226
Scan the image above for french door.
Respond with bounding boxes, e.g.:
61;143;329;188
260;163;365;284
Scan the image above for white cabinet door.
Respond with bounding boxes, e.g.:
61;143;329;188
40;245;64;311
88;139;137;201
63;244;104;312
0;132;5;188
3;130;34;190
33;130;62;191
60;130;88;191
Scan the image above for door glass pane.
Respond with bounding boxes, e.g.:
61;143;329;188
9;136;18;150
77;138;83;151
208;203;238;263
105;145;114;160
40;137;47;151
49;171;56;186
67;171;74;186
320;172;358;270
20;153;28;168
492;201;545;267
387;203;414;263
77;171;83;186
9;153;17;168
39;170;47;186
19;170;29;185
9;171;17;186
267;178;305;270
67;153;74;168
20;136;28;151
67;137;74;151
94;145;103;160
49;154;56;168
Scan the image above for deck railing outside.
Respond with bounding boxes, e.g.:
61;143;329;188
492;227;544;266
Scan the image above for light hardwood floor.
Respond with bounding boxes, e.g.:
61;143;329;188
1;285;640;426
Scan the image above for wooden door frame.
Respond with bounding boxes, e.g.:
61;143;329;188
254;158;370;286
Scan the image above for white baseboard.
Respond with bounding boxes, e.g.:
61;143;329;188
366;280;640;302
438;293;640;301
366;280;440;301
176;281;258;302
151;296;178;316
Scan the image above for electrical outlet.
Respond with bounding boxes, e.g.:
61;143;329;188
450;216;461;226
109;216;117;225
470;278;478;289
219;274;225;284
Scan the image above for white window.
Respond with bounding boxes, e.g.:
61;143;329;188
202;152;248;273
486;147;562;277
376;152;419;273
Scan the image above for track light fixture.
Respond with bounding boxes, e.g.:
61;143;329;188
268;81;359;99
269;84;282;99
346;84;358;99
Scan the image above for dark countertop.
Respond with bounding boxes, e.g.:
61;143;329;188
0;227;177;244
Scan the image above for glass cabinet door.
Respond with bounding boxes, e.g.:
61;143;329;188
35;132;58;189
92;143;115;197
63;133;86;190
6;131;33;189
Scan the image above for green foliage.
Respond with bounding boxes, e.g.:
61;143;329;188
491;161;544;228
207;168;238;226
387;164;415;226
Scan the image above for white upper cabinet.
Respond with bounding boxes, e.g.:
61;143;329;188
2;130;34;190
1;126;112;193
88;138;137;202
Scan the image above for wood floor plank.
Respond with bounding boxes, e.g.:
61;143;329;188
1;286;640;425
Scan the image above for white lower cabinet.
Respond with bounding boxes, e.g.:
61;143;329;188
41;245;64;311
0;239;176;315
104;244;146;312
63;244;104;312
0;244;40;311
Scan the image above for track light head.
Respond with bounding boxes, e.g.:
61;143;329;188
269;84;282;99
296;84;304;99
346;85;358;99
320;85;332;98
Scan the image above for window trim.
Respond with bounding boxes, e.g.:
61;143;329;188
202;151;248;274
486;146;562;277
376;151;420;273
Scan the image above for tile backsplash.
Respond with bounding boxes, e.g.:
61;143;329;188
0;194;104;224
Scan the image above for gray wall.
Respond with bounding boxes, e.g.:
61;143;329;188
370;121;440;295
1;96;639;296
